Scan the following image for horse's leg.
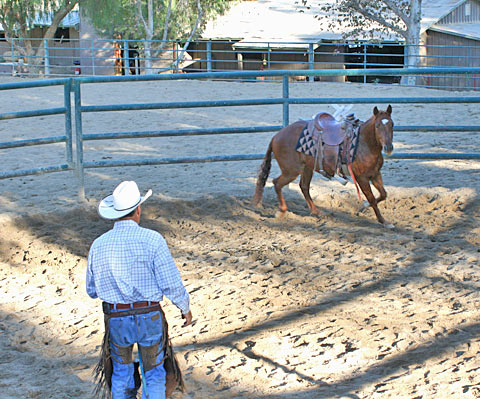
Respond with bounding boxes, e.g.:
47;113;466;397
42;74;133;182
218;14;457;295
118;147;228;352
299;165;320;215
370;173;394;228
371;173;387;204
356;177;387;226
273;172;298;214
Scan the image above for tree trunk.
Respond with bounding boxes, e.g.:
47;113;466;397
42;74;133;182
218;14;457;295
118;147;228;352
160;0;173;50
144;0;154;74
401;0;422;85
174;0;202;72
136;0;154;74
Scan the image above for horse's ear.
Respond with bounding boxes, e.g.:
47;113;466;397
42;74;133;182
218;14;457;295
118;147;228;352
373;106;379;116
387;104;392;115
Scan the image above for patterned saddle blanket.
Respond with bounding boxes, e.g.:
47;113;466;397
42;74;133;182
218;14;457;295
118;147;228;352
296;124;319;158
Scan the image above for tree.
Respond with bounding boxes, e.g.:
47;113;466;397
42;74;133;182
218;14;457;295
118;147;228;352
302;0;422;85
82;0;234;74
0;0;81;73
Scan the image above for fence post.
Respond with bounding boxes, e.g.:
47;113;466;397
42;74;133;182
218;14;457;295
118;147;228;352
283;74;289;127
267;42;271;69
11;39;15;76
73;80;85;200
43;39;51;76
91;39;96;76
64;79;73;166
308;43;314;82
124;40;130;75
363;43;367;84
206;40;212;72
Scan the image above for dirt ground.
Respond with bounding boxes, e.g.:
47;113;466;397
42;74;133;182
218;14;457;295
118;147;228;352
0;77;479;398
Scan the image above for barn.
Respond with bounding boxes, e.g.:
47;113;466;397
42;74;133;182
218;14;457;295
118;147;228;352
1;0;479;87
0;10;81;75
420;0;480;89
191;0;480;88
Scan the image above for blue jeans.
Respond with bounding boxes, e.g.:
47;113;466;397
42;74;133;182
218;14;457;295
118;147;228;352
108;309;166;399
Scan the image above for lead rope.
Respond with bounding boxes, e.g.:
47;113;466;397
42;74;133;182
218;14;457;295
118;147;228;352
348;162;362;202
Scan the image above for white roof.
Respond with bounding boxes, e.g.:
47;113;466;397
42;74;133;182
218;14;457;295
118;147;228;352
202;0;472;43
33;10;80;27
201;0;399;43
429;23;480;41
421;0;468;33
0;10;79;31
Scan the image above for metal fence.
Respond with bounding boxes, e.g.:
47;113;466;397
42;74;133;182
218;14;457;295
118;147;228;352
1;38;480;90
1;67;479;199
0;78;73;177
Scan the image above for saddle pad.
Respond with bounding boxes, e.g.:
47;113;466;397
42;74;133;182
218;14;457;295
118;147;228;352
296;126;318;157
341;124;361;165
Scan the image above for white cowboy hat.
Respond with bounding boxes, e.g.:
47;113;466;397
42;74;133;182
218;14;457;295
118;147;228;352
98;181;152;220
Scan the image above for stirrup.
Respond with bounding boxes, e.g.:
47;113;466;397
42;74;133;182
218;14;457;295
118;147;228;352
333;175;349;186
317;170;332;181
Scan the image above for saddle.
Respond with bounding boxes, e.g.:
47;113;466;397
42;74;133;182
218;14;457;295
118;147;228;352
312;112;346;145
304;112;360;179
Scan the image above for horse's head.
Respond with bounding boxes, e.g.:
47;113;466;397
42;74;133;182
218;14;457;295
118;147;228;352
373;105;394;155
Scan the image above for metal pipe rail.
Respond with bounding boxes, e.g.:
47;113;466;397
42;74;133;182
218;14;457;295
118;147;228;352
0;78;73;179
70;67;480;198
1;67;479;199
3;38;479;90
74;67;479;83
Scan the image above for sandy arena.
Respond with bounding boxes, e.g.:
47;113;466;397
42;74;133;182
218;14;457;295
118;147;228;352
0;76;479;398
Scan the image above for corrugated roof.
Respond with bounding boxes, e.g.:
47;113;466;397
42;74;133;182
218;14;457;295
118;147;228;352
202;0;470;43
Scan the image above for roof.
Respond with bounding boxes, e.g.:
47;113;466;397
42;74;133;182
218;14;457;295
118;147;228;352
232;41;319;50
421;0;468;33
202;0;473;44
33;10;80;28
0;9;79;31
201;0;400;43
428;23;480;41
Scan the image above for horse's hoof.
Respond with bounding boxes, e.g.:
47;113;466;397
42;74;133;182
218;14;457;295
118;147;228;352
383;222;395;229
275;210;288;219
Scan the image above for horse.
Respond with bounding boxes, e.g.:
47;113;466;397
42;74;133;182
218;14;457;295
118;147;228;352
252;105;395;228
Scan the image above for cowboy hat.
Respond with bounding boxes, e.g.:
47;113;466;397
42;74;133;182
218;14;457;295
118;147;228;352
98;181;152;220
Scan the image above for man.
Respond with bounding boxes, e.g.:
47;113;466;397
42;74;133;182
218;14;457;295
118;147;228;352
86;180;193;399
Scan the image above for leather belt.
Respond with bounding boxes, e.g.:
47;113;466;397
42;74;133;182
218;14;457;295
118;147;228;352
109;301;159;310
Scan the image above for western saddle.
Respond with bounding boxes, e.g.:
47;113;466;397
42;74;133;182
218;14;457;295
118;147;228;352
307;111;359;180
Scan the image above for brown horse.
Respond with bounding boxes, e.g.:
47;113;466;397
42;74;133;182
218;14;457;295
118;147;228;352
253;105;395;228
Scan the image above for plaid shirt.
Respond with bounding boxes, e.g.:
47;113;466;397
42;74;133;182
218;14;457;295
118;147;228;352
86;220;190;314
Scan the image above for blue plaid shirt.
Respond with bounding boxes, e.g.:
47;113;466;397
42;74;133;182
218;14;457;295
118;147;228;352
86;220;190;314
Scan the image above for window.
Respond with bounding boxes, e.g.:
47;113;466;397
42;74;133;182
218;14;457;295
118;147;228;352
54;27;70;42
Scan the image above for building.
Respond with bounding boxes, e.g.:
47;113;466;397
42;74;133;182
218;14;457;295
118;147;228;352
1;0;479;87
420;0;480;88
196;0;480;87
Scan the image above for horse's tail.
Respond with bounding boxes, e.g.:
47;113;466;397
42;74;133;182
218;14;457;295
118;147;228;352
253;139;273;206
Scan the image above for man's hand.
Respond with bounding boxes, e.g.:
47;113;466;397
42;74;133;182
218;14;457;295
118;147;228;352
182;311;193;327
